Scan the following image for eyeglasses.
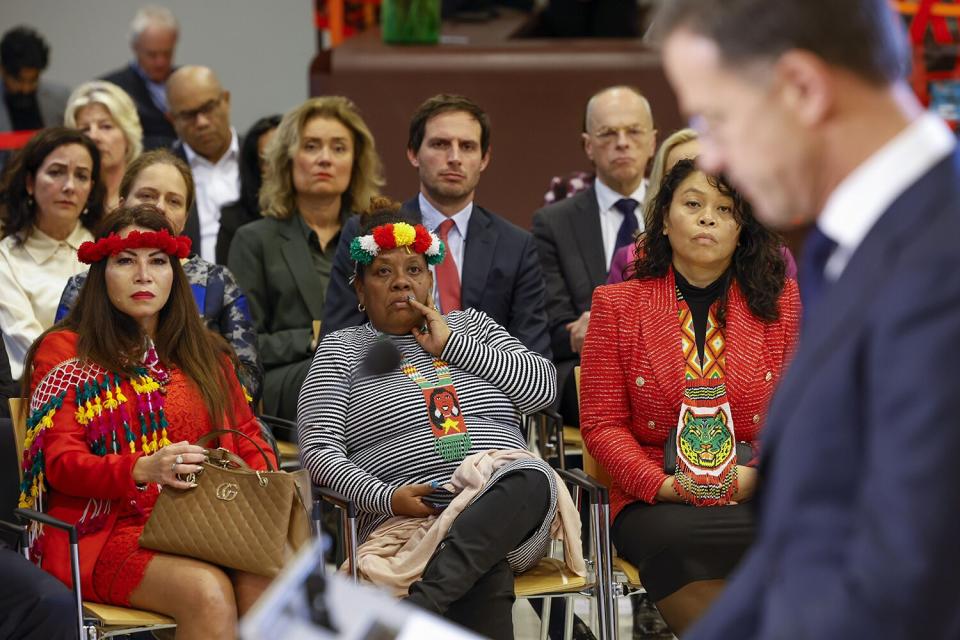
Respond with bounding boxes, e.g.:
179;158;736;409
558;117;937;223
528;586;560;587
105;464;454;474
172;93;225;124
590;125;653;143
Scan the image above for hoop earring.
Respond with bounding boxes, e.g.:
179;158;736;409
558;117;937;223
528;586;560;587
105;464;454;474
357;303;366;312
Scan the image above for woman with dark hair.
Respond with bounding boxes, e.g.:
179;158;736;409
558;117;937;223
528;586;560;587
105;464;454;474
57;148;264;403
20;204;276;639
229;97;384;420
580;159;801;635
216;114;281;264
299;198;574;640
0;127;106;380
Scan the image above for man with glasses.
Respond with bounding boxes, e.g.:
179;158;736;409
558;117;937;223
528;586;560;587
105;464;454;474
166;65;238;264
532;86;656;425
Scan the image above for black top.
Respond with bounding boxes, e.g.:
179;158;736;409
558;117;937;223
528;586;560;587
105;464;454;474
3;92;43;130
675;270;726;365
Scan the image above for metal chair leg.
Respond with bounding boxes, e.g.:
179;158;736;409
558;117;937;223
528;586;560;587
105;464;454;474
539;597;553;640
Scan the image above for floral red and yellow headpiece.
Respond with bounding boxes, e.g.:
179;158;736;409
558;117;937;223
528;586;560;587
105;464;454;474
349;222;445;266
77;229;192;265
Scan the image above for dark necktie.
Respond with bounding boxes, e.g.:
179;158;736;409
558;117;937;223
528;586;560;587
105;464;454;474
613;198;640;251
798;224;839;313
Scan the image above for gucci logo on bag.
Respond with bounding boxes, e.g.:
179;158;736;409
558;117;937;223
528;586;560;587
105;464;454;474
216;482;240;502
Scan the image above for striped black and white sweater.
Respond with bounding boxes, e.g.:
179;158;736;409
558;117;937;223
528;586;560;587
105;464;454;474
298;308;557;547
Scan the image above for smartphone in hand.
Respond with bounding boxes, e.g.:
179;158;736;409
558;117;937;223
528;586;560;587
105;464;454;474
422;481;456;510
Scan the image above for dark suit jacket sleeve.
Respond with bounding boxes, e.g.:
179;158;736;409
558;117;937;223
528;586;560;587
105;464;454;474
507;232;552;359
228;226;312;368
532;208;578;361
320;214;365;337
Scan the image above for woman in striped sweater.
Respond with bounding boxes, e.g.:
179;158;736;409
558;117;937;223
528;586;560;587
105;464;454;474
298;199;558;639
580;159;801;635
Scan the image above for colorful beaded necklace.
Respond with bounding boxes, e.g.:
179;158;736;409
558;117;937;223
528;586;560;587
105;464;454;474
399;354;472;462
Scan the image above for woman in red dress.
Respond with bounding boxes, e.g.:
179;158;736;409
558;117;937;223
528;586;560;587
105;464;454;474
19;204;277;639
580;159;801;635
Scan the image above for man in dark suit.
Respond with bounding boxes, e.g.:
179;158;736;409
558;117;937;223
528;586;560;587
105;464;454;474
322;94;550;358
656;1;960;638
532;86;655;424
101;5;179;150
166;65;240;265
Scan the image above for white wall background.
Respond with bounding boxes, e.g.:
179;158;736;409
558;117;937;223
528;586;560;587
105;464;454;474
1;0;316;133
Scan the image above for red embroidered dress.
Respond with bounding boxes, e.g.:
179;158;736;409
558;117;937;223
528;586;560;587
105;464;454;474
21;331;275;606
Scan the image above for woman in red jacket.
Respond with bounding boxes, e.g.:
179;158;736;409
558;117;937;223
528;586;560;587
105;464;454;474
19;204;277;640
580;159;800;635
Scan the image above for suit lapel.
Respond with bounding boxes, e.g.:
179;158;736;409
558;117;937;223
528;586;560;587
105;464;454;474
639;270;686;406
760;152;959;469
568;188;607;285
279;217;326;321
462;206;496;309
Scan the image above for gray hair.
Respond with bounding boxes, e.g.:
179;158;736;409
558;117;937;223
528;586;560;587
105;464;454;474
129;5;179;45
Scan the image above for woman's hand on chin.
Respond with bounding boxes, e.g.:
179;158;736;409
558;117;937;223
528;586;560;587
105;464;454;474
391;484;442;517
408;296;451;357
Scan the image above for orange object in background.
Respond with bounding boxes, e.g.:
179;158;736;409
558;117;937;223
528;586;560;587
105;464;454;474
896;0;960;129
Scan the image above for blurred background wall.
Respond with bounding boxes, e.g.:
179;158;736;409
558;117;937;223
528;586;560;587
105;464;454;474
0;0;315;133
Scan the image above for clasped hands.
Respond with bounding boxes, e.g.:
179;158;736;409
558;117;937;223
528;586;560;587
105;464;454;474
132;440;207;490
657;465;758;504
567;311;591;353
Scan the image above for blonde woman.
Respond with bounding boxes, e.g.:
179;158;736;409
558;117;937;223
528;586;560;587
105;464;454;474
65;80;143;210
228;96;384;420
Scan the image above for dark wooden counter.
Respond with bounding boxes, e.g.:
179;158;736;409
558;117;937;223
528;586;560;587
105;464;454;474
310;9;684;229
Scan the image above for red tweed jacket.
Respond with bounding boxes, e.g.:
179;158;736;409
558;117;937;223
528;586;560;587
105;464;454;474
580;270;801;521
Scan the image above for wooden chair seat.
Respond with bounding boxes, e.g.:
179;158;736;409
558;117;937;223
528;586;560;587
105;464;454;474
83;602;175;628
276;440;299;460
514;556;587;598
562;425;583;449
613;556;643;589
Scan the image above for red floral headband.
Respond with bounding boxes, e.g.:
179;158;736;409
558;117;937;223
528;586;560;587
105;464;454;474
77;229;192;264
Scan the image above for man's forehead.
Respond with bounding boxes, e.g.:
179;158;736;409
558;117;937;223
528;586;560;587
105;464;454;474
424;111;481;139
169;83;220;107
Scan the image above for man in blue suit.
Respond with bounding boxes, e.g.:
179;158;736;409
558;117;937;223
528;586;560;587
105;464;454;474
655;1;960;638
322;94;551;358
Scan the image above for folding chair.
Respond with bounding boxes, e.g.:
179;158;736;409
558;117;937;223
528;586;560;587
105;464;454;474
7;398;176;639
314;462;617;640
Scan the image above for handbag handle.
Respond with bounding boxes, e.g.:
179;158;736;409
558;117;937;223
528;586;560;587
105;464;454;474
194;428;276;472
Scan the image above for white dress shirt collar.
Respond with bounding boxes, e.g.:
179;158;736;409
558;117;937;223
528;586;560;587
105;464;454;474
594;178;647;269
594;177;647;217
22;222;90;265
819;113;955;280
418;193;473;237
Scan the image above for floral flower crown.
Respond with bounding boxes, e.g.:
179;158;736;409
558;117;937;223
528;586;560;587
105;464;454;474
349;222;445;266
77;229;192;265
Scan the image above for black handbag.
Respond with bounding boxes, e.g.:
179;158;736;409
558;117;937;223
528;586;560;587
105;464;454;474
663;426;754;473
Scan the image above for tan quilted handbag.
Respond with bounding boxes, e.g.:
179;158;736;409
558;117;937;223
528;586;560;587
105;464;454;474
140;428;311;577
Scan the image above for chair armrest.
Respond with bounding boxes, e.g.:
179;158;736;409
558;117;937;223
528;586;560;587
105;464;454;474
14;508;86;636
259;414;298;442
555;468;609;505
527;408;566;469
15;507;77;543
313;485;357;519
